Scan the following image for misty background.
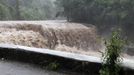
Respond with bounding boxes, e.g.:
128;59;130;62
0;0;134;44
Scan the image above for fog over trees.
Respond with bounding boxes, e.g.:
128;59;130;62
0;0;56;20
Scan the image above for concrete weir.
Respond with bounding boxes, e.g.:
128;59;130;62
0;44;134;70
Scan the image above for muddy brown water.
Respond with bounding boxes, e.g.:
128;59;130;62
0;21;103;56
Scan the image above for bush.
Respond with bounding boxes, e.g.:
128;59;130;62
100;30;125;75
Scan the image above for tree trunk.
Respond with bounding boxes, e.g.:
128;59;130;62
16;0;21;20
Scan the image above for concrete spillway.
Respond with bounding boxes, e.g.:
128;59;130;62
0;44;134;70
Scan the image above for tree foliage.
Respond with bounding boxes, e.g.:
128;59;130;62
0;3;11;20
100;30;125;75
56;0;134;42
57;0;134;25
0;0;56;20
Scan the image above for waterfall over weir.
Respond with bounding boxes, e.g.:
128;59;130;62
0;21;134;74
0;20;103;55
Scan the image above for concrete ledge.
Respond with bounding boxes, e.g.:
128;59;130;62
0;44;133;70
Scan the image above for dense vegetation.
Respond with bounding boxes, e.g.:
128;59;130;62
57;0;134;25
100;30;125;75
0;0;56;20
56;0;134;42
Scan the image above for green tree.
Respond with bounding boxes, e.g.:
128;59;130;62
56;0;134;25
100;30;125;75
0;0;56;20
15;0;21;20
0;3;11;20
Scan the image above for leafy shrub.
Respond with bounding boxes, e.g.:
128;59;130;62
100;30;125;75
